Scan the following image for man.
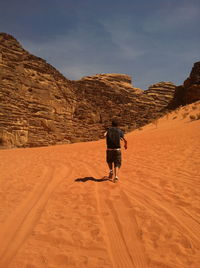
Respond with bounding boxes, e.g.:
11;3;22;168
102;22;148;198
104;119;127;183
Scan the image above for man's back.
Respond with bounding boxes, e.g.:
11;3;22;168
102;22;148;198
106;127;124;149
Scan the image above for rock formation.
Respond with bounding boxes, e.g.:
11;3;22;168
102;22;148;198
0;33;198;148
167;61;200;109
72;75;178;131
0;33;77;148
184;62;200;103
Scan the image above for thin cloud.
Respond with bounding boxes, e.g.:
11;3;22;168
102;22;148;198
15;0;200;90
143;1;200;33
100;17;148;60
20;27;121;80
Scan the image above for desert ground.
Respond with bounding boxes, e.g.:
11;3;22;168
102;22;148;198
0;102;200;268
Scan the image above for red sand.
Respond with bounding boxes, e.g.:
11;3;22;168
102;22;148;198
0;102;200;268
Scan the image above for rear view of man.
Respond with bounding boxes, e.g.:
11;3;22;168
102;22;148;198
105;119;127;183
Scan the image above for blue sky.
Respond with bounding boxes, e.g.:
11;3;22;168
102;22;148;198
0;0;199;89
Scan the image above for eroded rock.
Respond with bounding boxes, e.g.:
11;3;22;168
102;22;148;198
1;33;197;148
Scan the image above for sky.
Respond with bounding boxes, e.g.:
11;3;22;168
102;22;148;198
0;0;200;89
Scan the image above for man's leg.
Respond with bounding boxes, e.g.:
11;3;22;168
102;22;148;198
114;166;119;179
113;151;121;182
106;150;114;179
108;162;113;170
107;162;113;178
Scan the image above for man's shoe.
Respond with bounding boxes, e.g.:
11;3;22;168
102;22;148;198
113;177;119;183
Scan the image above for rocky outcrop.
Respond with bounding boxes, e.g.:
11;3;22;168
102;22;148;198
136;82;176;116
167;61;200;109
72;76;177;131
184;62;200;103
0;32;192;148
81;73;143;94
72;74;143;131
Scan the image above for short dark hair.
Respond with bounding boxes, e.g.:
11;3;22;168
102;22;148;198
112;119;118;127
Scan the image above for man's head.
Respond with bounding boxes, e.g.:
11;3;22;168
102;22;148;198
112;119;119;127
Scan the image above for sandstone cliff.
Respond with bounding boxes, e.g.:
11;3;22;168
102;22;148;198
73;76;177;131
0;33;198;148
0;33;77;147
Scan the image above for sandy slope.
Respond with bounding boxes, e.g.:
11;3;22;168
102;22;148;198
0;102;200;268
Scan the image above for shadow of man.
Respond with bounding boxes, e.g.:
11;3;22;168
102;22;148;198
75;176;110;183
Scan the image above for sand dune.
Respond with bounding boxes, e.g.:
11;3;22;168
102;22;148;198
0;102;200;268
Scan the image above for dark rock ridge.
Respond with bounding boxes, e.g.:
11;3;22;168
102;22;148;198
0;33;198;148
168;61;200;108
184;61;200;103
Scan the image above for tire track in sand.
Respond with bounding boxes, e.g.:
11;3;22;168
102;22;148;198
85;163;148;268
122;182;200;248
0;164;71;268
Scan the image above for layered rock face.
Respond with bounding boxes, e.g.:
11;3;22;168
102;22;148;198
0;33;191;148
72;74;143;131
80;73;143;94
72;75;177;130
136;82;176;117
0;33;78;147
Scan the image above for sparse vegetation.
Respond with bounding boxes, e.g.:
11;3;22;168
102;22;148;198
189;115;196;121
165;113;169;120
196;113;200;120
174;106;182;114
152;118;159;128
182;112;189;119
192;105;197;110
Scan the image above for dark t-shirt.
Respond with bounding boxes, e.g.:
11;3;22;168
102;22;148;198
106;127;124;149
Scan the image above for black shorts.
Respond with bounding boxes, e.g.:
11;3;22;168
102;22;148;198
106;150;122;167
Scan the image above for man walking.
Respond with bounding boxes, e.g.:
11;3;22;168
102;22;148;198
105;119;127;183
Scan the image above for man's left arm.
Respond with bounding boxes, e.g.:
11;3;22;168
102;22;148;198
120;130;127;149
122;137;128;149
